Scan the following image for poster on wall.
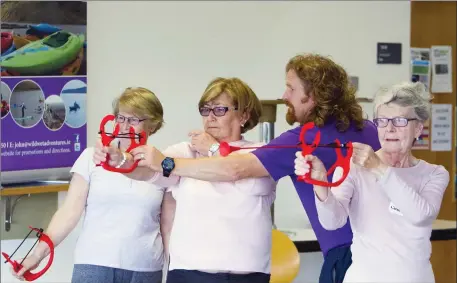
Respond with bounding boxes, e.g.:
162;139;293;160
1;1;87;172
430;104;452;152
431;45;453;94
412;121;430;150
410;47;431;92
454;106;457;199
454;106;457;200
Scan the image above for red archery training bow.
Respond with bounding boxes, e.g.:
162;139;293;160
97;114;147;173
2;227;54;281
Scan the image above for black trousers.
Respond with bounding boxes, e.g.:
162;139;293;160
167;269;270;283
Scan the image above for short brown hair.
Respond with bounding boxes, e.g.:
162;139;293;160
198;77;262;133
286;53;364;132
113;87;164;135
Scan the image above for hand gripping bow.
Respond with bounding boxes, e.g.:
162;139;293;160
297;122;353;187
98;114;147;173
2;227;54;281
219;122;353;187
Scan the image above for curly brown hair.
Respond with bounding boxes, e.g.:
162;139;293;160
286;53;365;132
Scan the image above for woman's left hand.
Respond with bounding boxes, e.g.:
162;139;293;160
351;142;383;169
188;130;218;156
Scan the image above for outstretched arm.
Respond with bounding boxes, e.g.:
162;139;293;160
92;139;155;181
132;130;300;182
374;165;449;225
160;191;176;259
31;174;88;260
171;153;269;181
295;152;354;230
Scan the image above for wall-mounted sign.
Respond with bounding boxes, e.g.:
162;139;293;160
377;43;402;64
349;76;359;91
431;104;453;152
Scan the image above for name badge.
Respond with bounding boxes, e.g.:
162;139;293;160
389;202;403;216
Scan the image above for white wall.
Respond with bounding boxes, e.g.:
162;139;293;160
1;1;411;282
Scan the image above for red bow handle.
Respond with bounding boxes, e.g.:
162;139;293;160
2;227;54;281
296;122;321;183
296;122;353;187
97;114;147;173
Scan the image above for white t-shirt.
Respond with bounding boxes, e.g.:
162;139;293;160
71;147;165;272
316;160;449;283
149;139;277;274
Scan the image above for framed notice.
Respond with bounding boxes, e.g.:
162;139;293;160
430;104;453;152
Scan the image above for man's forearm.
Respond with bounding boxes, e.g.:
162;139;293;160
171;153;268;182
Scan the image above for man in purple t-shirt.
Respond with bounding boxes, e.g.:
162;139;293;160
117;53;381;283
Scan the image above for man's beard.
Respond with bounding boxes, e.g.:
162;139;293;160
284;97;311;125
284;100;300;125
285;106;296;125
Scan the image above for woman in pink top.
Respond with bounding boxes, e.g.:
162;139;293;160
94;77;276;283
294;81;449;283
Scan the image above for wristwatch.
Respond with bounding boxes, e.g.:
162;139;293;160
208;143;220;157
161;157;175;177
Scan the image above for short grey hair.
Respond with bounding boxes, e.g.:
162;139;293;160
373;81;432;122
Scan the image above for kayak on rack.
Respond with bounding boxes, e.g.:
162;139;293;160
26;23;62;37
1;32;13;53
1;43;15;57
12;34;31;49
0;31;85;75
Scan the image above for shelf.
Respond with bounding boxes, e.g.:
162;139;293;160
1;181;69;196
356;97;373;103
1;181;69;232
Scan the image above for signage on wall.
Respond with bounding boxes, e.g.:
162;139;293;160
349;76;359;91
0;1;87;172
377;43;402;64
430;104;453;152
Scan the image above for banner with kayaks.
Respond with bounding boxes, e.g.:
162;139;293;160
1;1;87;175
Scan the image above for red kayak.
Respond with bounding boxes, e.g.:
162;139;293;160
1;32;13;53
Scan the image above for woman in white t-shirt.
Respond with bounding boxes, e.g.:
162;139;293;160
294;82;450;282
10;87;168;283
95;77;277;283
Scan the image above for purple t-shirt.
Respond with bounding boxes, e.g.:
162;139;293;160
252;119;381;256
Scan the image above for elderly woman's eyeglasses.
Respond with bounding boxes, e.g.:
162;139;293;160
115;114;146;126
199;106;238;117
373;117;417;128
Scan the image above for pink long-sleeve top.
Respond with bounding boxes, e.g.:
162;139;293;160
315;159;449;282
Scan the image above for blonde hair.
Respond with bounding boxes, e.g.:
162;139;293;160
113;87;164;135
198;77;262;133
373;81;432;122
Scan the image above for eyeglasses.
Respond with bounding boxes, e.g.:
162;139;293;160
199;106;238;117
115;114;147;126
373;117;417;128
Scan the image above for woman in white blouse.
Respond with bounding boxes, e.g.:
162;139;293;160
95;77;276;283
11;87;167;283
294;81;449;283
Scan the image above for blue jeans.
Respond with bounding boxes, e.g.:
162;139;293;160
319;245;352;283
71;264;163;283
167;269;270;283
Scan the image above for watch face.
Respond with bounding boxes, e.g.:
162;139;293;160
163;158;174;170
